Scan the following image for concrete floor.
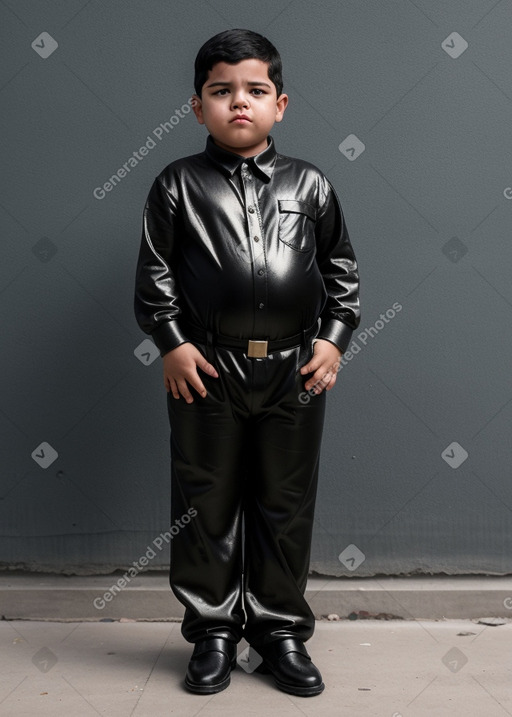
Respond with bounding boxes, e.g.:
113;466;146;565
1;619;511;716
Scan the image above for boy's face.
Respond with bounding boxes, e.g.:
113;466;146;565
192;58;288;157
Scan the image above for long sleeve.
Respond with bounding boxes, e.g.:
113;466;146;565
134;138;360;353
134;176;189;355
314;179;360;352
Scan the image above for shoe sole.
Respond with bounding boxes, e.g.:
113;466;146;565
273;677;325;697
184;659;236;695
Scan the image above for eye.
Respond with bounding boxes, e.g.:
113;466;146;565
251;88;266;95
212;89;229;96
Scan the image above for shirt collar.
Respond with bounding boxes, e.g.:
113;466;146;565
205;134;276;181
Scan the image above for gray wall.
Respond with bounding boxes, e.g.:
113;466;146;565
1;0;511;577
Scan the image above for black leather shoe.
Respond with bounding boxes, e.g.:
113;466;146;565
184;637;237;694
254;638;324;696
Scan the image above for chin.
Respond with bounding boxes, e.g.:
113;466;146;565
224;136;257;146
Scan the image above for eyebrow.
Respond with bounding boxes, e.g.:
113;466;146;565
205;81;272;89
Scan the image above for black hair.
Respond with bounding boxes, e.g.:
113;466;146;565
194;28;283;97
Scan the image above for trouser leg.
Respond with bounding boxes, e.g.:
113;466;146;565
242;343;326;648
166;332;326;647
166;344;247;643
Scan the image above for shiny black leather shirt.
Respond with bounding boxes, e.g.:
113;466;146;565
134;134;360;355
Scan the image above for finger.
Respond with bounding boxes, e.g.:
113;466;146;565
304;376;321;393
321;366;340;392
325;373;337;391
316;371;335;394
197;357;218;378
176;379;194;404
305;368;332;393
310;377;326;395
169;378;180;399
319;369;333;385
187;372;208;398
300;355;321;375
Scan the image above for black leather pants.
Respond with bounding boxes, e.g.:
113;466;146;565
166;331;326;648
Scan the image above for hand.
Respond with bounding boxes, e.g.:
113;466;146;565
300;339;342;395
163;342;218;403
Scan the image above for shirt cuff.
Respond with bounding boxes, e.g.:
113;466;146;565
316;319;353;353
151;320;190;356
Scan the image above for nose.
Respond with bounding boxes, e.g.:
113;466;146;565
231;88;250;110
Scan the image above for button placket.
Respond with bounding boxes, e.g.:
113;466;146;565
241;165;262;263
240;163;267;326
236;163;255;264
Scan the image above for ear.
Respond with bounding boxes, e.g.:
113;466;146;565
275;93;289;123
191;94;205;124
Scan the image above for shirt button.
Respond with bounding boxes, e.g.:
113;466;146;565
253;236;260;242
258;269;264;276
258;302;265;309
248;206;255;213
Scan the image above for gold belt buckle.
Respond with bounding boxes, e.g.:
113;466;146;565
247;339;268;358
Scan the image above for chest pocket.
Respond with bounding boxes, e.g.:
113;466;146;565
278;199;317;252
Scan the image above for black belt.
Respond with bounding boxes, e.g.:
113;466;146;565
184;322;319;358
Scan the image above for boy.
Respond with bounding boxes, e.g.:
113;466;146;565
134;29;360;697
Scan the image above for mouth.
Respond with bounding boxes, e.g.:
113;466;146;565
231;115;251;123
